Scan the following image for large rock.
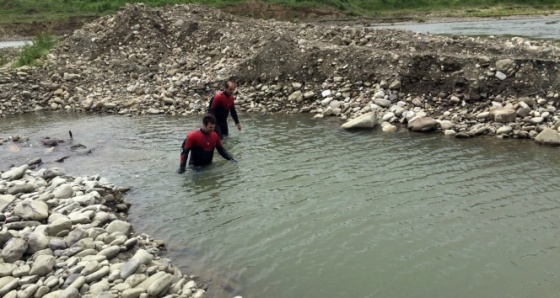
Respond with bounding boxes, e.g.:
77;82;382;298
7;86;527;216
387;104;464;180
26;231;50;254
43;167;65;179
535;128;560;146
6;184;35;195
0;165;28;181
105;220;132;235
13;201;49;221
408;117;438;132
29;255;56;276
120;249;154;279
490;108;516;123
0;195;16;212
1;238;28;263
341;113;378;129
53;184;74;199
288;91;303;102
46;217;73;236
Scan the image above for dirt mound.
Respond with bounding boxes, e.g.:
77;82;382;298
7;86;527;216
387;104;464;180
2;4;560;118
47;3;560;98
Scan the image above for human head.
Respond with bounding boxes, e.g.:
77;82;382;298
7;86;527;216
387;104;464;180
202;114;216;133
224;81;236;96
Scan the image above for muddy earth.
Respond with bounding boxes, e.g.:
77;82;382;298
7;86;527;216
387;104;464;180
1;3;560;143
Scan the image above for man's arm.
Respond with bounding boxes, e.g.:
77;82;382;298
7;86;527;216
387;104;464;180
178;137;193;173
216;146;235;161
231;106;240;125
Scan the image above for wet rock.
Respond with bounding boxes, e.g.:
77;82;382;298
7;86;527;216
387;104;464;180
341;113;378;129
1;165;28;181
535;128;560;146
43;167;65;179
408;117;438;132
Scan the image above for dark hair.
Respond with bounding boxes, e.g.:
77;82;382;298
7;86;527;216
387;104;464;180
203;114;216;125
224;80;235;90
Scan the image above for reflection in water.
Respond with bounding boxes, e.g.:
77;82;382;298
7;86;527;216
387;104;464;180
1;112;560;298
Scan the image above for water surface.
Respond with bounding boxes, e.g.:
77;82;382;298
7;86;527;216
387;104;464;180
2;112;560;298
0;41;31;49
372;17;560;39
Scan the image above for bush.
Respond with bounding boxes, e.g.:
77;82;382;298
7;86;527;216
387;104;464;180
0;54;7;66
13;33;57;68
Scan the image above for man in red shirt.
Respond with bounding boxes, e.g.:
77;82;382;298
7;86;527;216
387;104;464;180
177;115;236;174
208;81;242;139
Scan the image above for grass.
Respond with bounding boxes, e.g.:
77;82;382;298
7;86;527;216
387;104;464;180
12;33;57;68
0;54;7;66
0;0;559;23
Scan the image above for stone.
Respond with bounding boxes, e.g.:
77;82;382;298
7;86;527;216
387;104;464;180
26;230;50;254
29;255;56;276
490;108;516;123
13;201;49;221
381;122;397;133
408;117;438;132
1;238;27;263
7;184;35;195
59;287;79;298
0;264;17;277
146;273;173;296
53;184;74;199
372;98;391;108
341;113;378;129
496;126;513;135
535;128;560;146
105;220;131;235
121;288;144;298
0;195;16;212
288;91;303;102
1;165;28;181
47;217;72;236
0;276;19;297
43;167;65;179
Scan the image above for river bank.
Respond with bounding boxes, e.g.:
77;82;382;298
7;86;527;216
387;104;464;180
0;164;224;297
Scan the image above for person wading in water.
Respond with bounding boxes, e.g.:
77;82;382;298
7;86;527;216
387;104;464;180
177;115;236;174
207;80;241;140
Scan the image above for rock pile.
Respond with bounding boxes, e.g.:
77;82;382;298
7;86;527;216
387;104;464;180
0;164;225;298
1;4;560;143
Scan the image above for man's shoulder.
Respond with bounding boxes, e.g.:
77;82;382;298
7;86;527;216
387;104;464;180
210;131;221;141
188;129;203;138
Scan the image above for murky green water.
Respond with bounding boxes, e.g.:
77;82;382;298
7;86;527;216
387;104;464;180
2;112;560;298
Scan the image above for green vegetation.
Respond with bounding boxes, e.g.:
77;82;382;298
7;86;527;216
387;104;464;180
0;54;7;66
12;33;56;68
0;0;559;23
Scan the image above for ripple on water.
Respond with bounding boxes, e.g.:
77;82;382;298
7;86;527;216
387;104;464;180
2;112;560;298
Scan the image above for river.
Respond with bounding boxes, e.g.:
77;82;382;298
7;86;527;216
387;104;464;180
371;16;560;40
2;112;560;298
0;41;30;49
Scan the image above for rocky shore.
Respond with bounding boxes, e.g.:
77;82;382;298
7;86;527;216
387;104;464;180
0;164;238;298
1;4;560;144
